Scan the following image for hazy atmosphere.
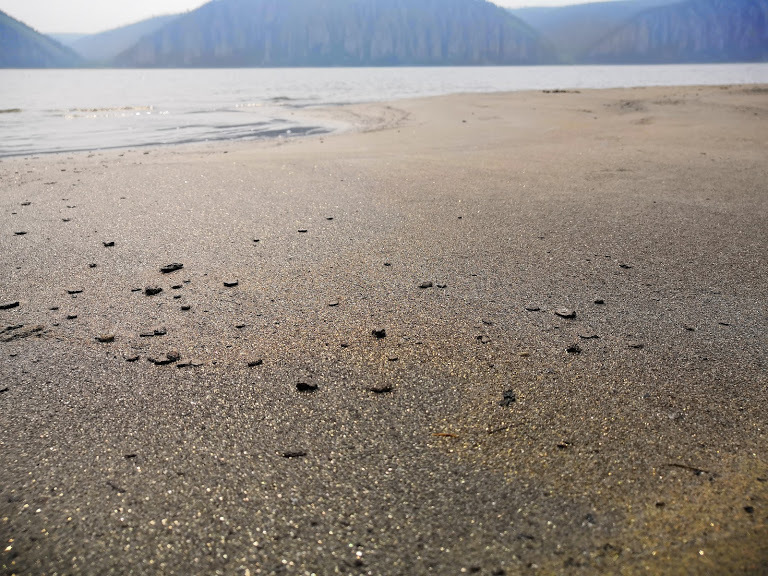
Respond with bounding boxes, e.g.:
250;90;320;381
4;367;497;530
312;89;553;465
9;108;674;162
3;0;604;33
1;0;767;574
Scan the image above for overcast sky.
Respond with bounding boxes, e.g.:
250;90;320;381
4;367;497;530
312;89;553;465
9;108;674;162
0;0;619;34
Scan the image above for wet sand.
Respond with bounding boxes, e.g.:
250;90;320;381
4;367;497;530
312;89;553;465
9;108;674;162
1;84;767;575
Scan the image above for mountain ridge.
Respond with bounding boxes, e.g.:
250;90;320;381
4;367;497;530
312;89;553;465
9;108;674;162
0;10;83;68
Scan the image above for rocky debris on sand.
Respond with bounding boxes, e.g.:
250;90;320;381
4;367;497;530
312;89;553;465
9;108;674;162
14;231;27;236
160;263;184;274
369;385;394;394
328;300;340;307
525;305;541;312
125;355;140;362
499;390;517;407
281;450;307;458
247;359;263;367
594;299;605;305
103;241;115;247
298;229;308;233
144;286;162;296
67;288;83;295
436;283;448;289
1;325;44;343
95;334;115;343
0;302;20;310
555;308;576;319
66;314;78;320
566;344;582;354
296;382;318;393
21;201;31;206
419;281;433;289
177;360;203;368
181;305;191;311
89;263;97;268
140;327;167;337
223;280;239;288
477;335;491;344
149;350;180;365
619;263;633;269
171;284;182;290
579;333;600;340
372;328;387;339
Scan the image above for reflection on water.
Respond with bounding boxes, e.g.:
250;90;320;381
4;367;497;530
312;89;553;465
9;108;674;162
1;64;767;157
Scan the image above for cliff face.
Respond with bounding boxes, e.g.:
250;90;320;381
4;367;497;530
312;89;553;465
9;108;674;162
0;10;83;68
113;0;555;67
585;0;768;63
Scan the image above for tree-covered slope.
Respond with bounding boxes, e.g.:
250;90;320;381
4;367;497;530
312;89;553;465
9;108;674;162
0;10;83;68
585;0;768;63
114;0;555;67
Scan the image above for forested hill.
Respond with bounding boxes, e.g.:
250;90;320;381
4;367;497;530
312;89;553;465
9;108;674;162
113;0;555;67
0;10;82;68
583;0;768;63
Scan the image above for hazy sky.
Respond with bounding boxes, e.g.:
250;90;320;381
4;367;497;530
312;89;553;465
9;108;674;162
0;0;619;34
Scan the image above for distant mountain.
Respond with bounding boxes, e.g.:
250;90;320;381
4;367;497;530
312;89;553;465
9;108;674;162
69;14;180;64
49;33;89;46
510;0;684;63
114;0;555;67
585;0;768;63
0;10;83;68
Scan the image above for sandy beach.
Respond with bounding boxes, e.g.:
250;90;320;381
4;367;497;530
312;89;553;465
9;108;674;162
1;84;766;575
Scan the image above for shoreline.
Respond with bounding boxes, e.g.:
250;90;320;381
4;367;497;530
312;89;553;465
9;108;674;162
1;83;766;574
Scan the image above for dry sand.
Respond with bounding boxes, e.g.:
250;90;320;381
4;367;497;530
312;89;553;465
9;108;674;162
0;84;766;575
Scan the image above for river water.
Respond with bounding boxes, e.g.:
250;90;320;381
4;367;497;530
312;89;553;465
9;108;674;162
1;64;767;157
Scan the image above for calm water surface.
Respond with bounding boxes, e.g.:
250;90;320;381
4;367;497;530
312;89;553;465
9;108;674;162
1;64;767;157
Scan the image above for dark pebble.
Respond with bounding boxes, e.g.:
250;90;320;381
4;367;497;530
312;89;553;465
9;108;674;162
95;334;115;343
477;335;491;344
298;229;308;233
372;328;387;339
103;241;115;247
744;506;755;514
282;450;307;458
253;238;260;243
66;314;78;320
499;390;516;407
567;344;582;354
181;305;191;311
384;262;391;267
67;289;83;295
62;218;71;222
555;308;576;319
144;286;162;296
131;288;142;292
125;355;140;362
328;300;340;307
579;333;600;340
247;359;263;367
370;385;394;394
154;327;167;336
160;263;184;274
21;202;31;206
296;382;318;393
525;305;541;312
419;281;434;289
89;263;97;268
436;283;448;289
0;302;20;310
49;307;59;311
594;299;605;305
235;323;246;329
171;284;182;289
628;342;644;349
619;263;633;269
173;295;181;300
14;231;27;236
223;280;239;287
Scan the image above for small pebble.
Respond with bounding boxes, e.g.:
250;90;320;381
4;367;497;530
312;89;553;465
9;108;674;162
96;334;115;343
67;288;83;295
525;305;541;312
223;280;239;287
566;344;582;354
555;308;576;319
328;300;340;307
419;281;433;289
66;314;78;320
145;286;163;296
372;328;387;339
14;231;27;236
619;263;633;269
499;390;516;407
369;385;393;394
181;305;191;311
125;355;140;362
298;229;308;233
477;335;491;344
436;283;448;289
247;359;263;367
282;450;307;458
103;241;115;247
594;299;605;305
0;302;20;310
579;333;600;340
89;263;97;268
628;342;644;349
160;263;184;274
296;382;318;393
